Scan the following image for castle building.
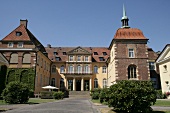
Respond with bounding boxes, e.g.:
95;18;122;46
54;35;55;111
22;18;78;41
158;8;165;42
0;6;160;94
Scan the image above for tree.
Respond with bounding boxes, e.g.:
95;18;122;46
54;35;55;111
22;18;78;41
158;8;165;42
107;80;157;113
1;81;30;104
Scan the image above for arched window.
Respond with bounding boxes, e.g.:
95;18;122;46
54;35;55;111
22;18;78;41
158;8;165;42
52;65;56;73
60;65;65;73
22;53;31;63
77;65;82;73
10;53;18;63
103;78;107;88
84;65;89;73
94;66;98;73
102;66;107;73
51;78;55;86
94;78;98;88
128;65;137;79
68;65;74;73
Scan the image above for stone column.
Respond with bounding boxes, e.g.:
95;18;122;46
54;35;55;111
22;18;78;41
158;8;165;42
89;77;92;90
81;77;84;91
73;77;75;91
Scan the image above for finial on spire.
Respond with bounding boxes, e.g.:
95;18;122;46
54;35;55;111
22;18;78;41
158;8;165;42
121;4;130;28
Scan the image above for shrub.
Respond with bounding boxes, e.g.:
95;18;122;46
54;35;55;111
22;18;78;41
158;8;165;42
53;91;64;100
156;90;167;99
107;80;157;113
40;91;54;99
99;88;109;103
91;88;101;100
1;81;30;104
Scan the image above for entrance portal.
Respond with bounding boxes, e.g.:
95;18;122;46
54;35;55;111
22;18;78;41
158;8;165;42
76;80;81;91
84;80;89;91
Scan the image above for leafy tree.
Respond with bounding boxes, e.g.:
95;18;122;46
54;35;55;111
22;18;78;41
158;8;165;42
53;91;64;99
107;80;157;113
1;81;30;104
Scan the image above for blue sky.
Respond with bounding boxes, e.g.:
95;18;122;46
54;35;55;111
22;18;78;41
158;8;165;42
0;0;170;52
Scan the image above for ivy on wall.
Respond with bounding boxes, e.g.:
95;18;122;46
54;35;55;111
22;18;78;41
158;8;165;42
6;68;35;91
0;65;7;96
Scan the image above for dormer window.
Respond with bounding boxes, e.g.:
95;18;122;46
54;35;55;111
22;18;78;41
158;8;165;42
103;52;107;56
17;42;23;48
99;57;105;61
94;52;98;55
56;57;61;61
8;42;13;47
54;52;58;55
16;32;22;36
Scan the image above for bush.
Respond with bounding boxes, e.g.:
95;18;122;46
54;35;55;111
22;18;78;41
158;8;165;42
53;91;64;100
1;81;30;104
99;88;109;103
91;88;101;100
156;90;167;99
40;91;54;99
107;80;157;113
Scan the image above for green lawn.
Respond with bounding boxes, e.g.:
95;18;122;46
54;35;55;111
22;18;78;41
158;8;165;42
154;100;170;107
0;98;56;105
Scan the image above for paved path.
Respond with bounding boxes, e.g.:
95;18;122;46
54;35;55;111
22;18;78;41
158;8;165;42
1;98;100;113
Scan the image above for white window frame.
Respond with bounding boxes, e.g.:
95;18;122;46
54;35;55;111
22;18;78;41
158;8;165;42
103;78;107;88
94;66;98;73
129;48;134;58
17;42;23;48
77;56;81;61
85;56;88;61
102;66;107;73
94;78;98;88
69;56;73;61
8;42;13;47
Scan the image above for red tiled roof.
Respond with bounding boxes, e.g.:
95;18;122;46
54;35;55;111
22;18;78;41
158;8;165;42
114;28;147;40
148;48;158;60
45;47;110;62
1;24;31;41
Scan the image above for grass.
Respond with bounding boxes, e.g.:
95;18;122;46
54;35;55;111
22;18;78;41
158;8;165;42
0;98;56;105
154;100;170;107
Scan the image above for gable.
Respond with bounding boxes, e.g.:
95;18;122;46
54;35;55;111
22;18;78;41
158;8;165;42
1;24;31;41
156;45;170;64
67;46;91;55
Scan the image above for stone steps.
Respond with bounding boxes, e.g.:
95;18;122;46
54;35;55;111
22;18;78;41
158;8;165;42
69;91;91;98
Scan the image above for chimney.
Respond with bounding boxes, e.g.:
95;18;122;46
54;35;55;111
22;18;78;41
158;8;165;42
47;44;51;48
20;19;28;28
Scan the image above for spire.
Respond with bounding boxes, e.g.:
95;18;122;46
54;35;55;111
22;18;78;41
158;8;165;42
121;4;130;28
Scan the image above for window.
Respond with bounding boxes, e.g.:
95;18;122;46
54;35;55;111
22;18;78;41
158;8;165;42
164;65;167;72
102;66;107;73
84;65;89;73
77;65;82;73
94;66;98;73
99;57;105;61
103;78;107;88
85;56;88;61
128;65;137;79
77;56;81;61
52;65;56;73
129;49;134;58
94;78;98;88
22;53;31;63
68;65;74;73
54;52;58;55
149;62;155;70
69;56;73;61
151;78;157;89
60;78;64;89
103;52;107;56
56;57;60;61
94;52;98;55
8;42;13;47
63;52;66;55
10;53;18;63
60;65;65;73
51;78;55;87
17;42;23;48
16;32;22;36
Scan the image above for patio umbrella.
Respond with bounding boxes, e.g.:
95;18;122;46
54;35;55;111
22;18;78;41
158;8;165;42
42;85;59;91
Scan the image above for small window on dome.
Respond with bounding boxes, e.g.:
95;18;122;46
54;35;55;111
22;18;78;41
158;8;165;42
16;32;22;36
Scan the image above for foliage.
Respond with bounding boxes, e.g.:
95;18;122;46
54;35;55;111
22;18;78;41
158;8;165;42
91;88;101;100
0;66;7;96
107;80;157;113
1;81;30;104
99;88;109;103
156;90;167;99
53;91;64;100
40;91;54;99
